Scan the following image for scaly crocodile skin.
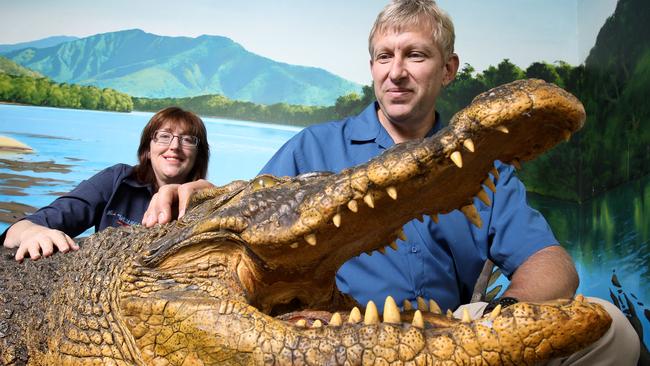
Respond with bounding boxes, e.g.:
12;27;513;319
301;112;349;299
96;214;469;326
0;79;610;365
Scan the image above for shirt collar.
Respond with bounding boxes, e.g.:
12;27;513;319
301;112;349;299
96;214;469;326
124;174;155;194
345;102;444;149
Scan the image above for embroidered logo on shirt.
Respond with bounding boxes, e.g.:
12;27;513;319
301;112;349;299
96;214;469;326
106;210;139;226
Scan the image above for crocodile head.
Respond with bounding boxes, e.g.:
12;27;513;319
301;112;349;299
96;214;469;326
116;79;611;365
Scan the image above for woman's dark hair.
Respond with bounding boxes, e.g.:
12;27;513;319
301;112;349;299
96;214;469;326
133;107;209;189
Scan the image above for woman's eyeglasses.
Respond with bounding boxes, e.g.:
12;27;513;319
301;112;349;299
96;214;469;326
152;130;199;147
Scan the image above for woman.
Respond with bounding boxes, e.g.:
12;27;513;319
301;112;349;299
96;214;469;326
2;107;210;262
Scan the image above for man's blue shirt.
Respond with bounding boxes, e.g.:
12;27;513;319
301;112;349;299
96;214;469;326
260;102;558;312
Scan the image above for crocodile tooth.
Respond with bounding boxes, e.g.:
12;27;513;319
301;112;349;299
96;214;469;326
575;294;585;303
446;309;453;319
462;308;472;323
416;297;428;311
218;301;228;314
460;204;483;228
463;139;475;152
403;300;413;311
329;312;342;326
397;228;407;242
364;301;379;325
483;178;497;193
332;213;341;228
431;214;439;223
386;186;397;200
312;319;322;328
383;296;401;324
488;304;502;321
363;193;375;208
412;310;424;329
511;159;522;170
428;299;442;314
563;130;572;141
389;241;398;251
289;242;299;249
347;199;358;213
304;234;317;246
348;307;361;324
476;189;491;206
296;319;307;327
497;125;509;134
450;151;463;168
378;247;386;255
490;167;499;180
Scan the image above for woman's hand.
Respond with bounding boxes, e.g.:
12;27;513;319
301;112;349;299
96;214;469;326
142;179;215;227
3;220;79;262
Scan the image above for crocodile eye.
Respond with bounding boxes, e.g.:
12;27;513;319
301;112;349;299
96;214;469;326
252;175;280;191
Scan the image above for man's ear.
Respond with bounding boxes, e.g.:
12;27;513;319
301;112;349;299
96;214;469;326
442;53;460;87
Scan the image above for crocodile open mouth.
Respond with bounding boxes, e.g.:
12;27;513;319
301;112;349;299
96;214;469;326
124;79;610;365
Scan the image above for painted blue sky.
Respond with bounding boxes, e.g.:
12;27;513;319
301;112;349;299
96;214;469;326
0;0;616;84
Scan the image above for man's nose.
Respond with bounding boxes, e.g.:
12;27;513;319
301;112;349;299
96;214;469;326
389;57;408;81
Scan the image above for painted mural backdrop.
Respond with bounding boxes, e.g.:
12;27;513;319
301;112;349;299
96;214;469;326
0;0;648;363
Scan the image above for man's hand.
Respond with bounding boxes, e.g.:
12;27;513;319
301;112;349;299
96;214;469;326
3;220;79;262
142;179;214;227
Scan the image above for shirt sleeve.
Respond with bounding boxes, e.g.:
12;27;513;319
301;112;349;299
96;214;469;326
487;161;559;278
21;165;123;238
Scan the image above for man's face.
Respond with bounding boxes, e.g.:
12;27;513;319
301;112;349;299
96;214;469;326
370;27;458;126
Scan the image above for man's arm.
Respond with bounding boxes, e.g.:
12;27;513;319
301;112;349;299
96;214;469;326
502;245;579;301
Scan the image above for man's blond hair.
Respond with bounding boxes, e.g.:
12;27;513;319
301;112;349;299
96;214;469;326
369;0;455;61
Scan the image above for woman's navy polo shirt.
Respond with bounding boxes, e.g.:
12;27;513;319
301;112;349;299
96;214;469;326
13;164;153;239
260;102;558;312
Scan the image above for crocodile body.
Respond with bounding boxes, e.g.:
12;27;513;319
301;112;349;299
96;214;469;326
0;79;611;365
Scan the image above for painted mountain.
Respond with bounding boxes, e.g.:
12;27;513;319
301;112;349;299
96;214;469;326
1;29;361;106
0;56;43;78
0;35;78;53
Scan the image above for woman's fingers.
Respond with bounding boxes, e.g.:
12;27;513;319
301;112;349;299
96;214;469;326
14;229;78;262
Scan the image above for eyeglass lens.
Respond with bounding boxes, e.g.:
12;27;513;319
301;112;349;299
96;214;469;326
153;131;198;146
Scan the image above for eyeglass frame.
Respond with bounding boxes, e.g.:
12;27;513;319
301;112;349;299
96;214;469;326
151;129;200;148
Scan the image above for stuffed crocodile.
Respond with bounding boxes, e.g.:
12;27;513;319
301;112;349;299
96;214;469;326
0;79;611;365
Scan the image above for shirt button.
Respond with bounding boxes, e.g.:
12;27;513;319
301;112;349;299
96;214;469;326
411;246;419;253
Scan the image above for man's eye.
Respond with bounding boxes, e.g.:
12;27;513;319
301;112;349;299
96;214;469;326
376;54;392;63
409;52;425;61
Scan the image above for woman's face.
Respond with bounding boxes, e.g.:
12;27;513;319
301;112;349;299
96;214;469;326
148;121;198;188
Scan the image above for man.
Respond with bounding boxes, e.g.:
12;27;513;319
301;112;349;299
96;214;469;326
144;1;639;363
